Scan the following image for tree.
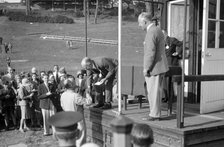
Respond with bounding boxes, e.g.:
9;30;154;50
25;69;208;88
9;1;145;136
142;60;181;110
26;0;31;15
94;0;99;24
83;0;90;22
145;0;154;16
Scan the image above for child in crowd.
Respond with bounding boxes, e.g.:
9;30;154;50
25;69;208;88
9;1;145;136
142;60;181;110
131;123;154;147
76;70;86;97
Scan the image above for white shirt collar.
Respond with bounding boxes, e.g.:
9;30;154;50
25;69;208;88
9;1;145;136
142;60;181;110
147;23;154;32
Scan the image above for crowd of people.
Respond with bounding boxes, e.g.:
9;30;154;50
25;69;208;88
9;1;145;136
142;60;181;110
0;56;118;146
0;64;92;141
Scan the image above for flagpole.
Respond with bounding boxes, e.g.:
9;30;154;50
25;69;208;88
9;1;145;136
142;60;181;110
118;0;122;115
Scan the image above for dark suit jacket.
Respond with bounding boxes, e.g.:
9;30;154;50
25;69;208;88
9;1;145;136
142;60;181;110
93;57;118;80
86;57;117;88
38;83;52;110
144;24;169;76
165;37;183;66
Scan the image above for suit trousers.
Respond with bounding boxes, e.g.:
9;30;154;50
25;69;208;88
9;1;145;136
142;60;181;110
41;101;56;134
145;74;164;118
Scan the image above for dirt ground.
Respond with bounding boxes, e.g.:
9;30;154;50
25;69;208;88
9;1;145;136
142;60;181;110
0;127;58;147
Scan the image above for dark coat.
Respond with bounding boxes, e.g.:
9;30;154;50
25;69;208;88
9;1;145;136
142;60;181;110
38;83;52;110
165;36;183;66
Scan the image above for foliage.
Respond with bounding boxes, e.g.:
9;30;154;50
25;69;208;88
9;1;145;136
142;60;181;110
74;9;84;17
5;11;74;24
102;8;118;16
133;2;145;17
123;15;137;22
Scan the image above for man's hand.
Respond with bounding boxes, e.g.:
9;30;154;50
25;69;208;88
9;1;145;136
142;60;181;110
46;92;52;96
29;93;34;97
172;52;179;56
99;78;107;84
143;69;150;77
5;95;10;99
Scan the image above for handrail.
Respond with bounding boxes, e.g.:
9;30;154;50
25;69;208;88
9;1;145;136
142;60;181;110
172;74;224;128
173;75;224;83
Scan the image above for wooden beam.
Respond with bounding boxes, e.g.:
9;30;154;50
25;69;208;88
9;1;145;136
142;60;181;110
173;75;224;83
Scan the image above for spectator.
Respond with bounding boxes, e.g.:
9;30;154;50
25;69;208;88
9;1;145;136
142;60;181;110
53;65;60;85
59;67;67;78
131;123;154;147
75;70;86;97
38;74;56;136
18;77;33;132
39;71;46;84
48;111;84;147
0;37;5;54
48;74;62;112
31;67;38;74
5;67;15;82
30;73;41;127
0;79;16;130
5;42;12;53
60;79;92;146
14;74;22;127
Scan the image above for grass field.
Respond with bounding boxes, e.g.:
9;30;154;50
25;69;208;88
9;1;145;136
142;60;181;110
0;15;144;75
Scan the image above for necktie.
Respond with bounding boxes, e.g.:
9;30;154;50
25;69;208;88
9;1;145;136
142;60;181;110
56;72;58;83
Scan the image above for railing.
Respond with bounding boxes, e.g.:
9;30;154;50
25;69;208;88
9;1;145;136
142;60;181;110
172;74;224;128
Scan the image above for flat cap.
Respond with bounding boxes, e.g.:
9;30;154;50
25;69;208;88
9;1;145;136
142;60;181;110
48;111;83;132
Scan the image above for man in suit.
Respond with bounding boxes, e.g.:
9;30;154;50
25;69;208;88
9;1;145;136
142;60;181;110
162;30;183;102
162;30;183;66
138;12;169;121
81;57;117;109
53;65;60;85
38;74;56;135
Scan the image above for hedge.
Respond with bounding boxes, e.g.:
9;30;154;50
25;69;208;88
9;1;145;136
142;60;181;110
5;11;74;24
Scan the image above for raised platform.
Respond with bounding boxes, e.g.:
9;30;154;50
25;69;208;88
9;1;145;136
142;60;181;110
84;102;224;147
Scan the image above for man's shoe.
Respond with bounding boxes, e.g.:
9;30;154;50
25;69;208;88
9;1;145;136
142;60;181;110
19;128;25;133
4;126;9;131
93;103;104;108
43;133;52;136
24;127;31;131
101;103;112;110
142;116;160;121
162;97;168;103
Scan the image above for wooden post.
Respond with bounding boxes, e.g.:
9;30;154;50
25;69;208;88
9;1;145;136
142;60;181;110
167;76;173;116
122;95;127;111
188;0;198;103
110;116;133;147
84;0;88;57
138;96;142;109
177;81;184;128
